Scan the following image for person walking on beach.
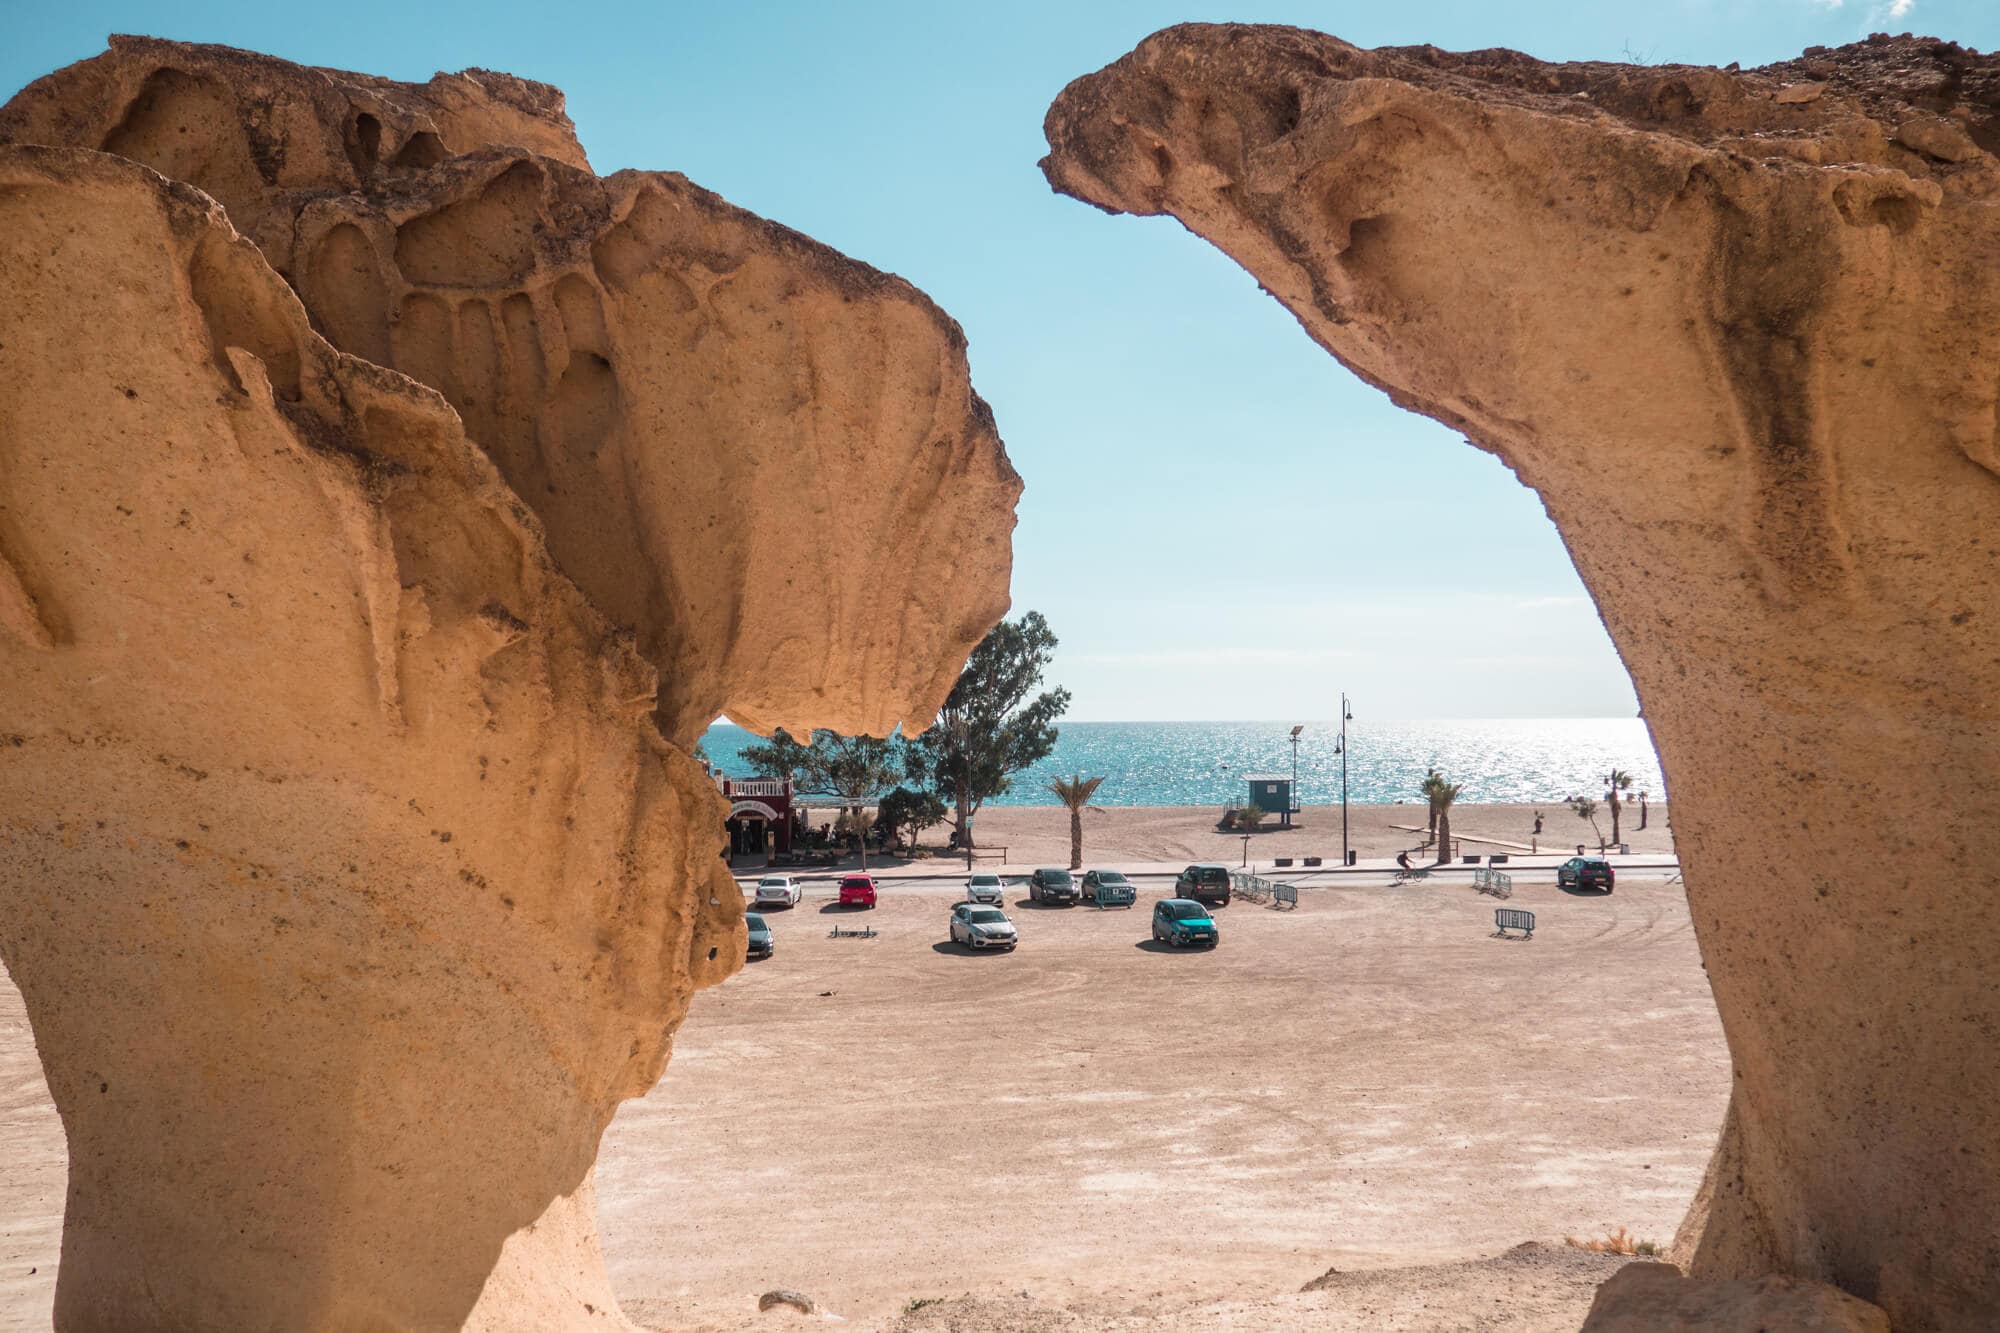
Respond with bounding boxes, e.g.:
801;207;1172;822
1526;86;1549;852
1533;810;1544;835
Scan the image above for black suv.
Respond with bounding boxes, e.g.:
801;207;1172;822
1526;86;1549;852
1173;863;1233;906
1027;867;1079;904
1558;857;1616;892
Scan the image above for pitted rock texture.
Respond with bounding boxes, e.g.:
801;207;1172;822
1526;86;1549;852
0;38;1014;1333
3;37;1018;744
1044;25;1999;1332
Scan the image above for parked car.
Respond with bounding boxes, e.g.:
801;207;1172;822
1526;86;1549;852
966;873;1006;905
1081;869;1137;907
1558;857;1616;892
1151;898;1219;948
1027;867;1079;904
745;911;774;960
1174;863;1233;906
754;874;802;908
949;902;1018;951
838;873;878;908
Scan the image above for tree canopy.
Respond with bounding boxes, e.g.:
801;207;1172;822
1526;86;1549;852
905;611;1071;847
739;729;901;797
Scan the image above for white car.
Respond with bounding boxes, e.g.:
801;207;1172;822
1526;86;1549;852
950;902;1018;951
965;873;1005;905
753;874;802;908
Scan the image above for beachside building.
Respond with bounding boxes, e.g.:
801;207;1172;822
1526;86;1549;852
1244;773;1295;822
719;774;797;857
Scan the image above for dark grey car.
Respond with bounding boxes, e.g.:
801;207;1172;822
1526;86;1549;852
1027;867;1079;904
745;911;774;960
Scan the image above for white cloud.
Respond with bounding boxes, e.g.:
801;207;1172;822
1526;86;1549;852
1888;0;1915;16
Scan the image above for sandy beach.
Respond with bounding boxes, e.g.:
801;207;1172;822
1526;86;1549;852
793;801;1675;871
4;866;1723;1330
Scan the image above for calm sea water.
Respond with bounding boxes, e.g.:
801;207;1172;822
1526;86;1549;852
697;718;1665;808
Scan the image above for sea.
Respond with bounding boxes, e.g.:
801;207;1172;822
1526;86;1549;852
696;718;1666;808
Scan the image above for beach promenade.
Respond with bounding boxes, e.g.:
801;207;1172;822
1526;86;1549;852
770;801;1675;878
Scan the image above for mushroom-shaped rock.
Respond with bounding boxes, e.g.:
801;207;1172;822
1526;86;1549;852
0;38;1016;1333
2;37;1019;745
1044;25;1999;1332
0;143;736;1329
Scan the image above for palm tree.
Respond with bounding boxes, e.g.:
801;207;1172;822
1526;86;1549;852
1570;795;1605;852
1433;777;1463;866
1419;768;1445;843
1047;773;1105;871
1605;769;1633;847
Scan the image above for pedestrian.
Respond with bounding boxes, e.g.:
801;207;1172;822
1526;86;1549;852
1533;810;1544;835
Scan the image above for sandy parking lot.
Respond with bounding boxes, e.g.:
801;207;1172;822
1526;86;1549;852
0;870;1726;1331
599;871;1728;1330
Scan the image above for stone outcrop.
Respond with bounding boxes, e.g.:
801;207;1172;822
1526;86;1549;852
1580;1262;1890;1332
2;37;1017;743
1044;25;1998;1332
0;39;1016;1332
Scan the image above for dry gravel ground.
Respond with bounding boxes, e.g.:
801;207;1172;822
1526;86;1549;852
600;870;1726;1331
0;870;1722;1331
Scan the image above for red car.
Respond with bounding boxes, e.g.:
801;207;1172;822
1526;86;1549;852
838;873;878;909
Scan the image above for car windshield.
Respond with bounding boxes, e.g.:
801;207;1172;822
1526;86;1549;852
968;909;1007;924
970;876;999;886
842;878;870;887
1096;872;1128;884
1041;871;1072;885
759;878;787;888
745;913;767;931
1168;902;1209;920
1195;867;1228;883
1585;860;1609;870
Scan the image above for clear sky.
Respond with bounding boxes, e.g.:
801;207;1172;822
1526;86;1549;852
9;1;1993;720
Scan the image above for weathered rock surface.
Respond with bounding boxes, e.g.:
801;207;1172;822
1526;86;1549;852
0;38;1015;1333
3;36;1018;744
1044;25;1999;1332
1580;1261;1891;1332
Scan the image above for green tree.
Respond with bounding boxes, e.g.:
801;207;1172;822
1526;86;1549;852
877;786;946;852
905;612;1070;849
1234;804;1266;830
1047;774;1106;870
1433;777;1463;865
806;732;904;870
1605;768;1633;847
1419;767;1446;841
737;728;814;786
1569;795;1605;852
742;729;904;867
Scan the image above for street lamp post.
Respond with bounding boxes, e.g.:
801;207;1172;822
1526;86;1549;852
1287;724;1304;829
1338;693;1353;865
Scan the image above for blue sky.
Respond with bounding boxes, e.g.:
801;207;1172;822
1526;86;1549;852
8;1;1993;720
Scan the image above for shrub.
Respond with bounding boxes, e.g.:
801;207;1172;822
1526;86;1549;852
1564;1226;1659;1256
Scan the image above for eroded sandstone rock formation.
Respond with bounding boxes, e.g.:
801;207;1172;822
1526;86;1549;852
2;37;1016;743
0;39;1016;1331
1044;26;1998;1332
1580;1261;1890;1332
